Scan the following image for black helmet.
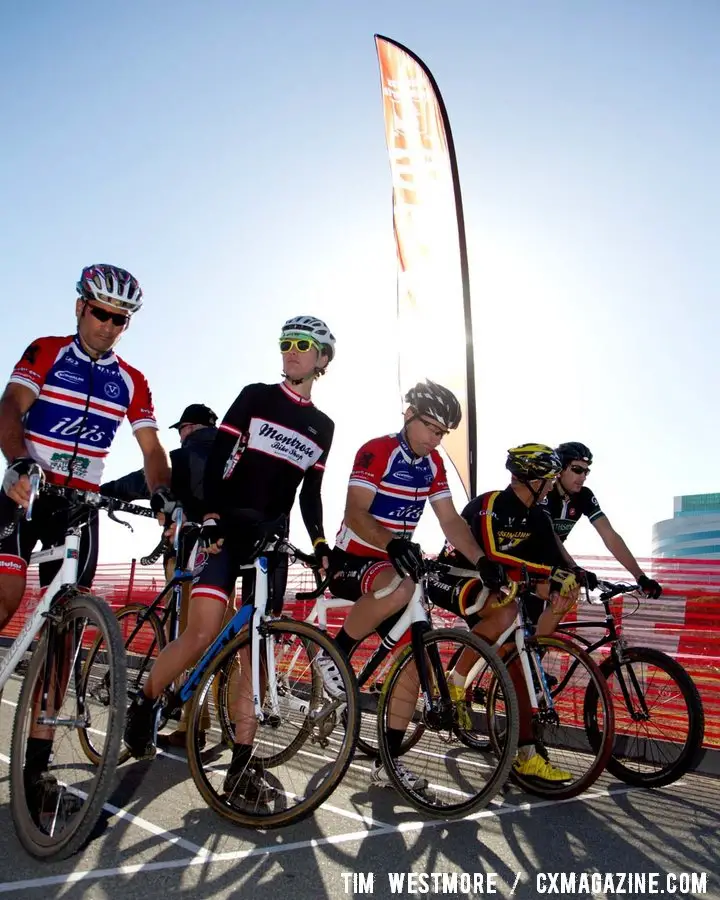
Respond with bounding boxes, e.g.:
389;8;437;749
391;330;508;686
506;443;562;481
405;379;462;430
556;442;593;468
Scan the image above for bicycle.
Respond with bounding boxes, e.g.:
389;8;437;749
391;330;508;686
0;470;151;859
331;561;519;818
79;508;199;766
557;579;705;787
120;515;360;829
449;569;616;800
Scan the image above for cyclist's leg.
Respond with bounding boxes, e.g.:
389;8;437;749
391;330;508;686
0;489;33;632
125;547;234;758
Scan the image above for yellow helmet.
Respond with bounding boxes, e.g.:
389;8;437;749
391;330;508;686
506;444;562;481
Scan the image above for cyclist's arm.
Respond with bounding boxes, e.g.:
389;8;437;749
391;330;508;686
0;383;34;463
101;467;149;501
344;485;394;551
592;515;645;581
431;496;483;563
203;385;258;519
134;427;172;493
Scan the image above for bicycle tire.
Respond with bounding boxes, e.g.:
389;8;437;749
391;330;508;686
186;619;359;828
79;602;167;766
490;635;614;800
592;646;704;787
377;628;519;818
9;593;126;860
349;639;426;759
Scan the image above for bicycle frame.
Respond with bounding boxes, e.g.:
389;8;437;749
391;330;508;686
0;529;82;694
176;554;275;722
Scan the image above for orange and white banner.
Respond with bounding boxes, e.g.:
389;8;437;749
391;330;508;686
375;35;476;497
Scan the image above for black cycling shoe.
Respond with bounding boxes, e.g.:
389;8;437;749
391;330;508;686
223;765;275;806
23;770;84;830
124;693;159;759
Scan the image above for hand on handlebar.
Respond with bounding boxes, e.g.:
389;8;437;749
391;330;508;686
638;573;662;599
312;539;331;578
475;557;507;593
572;566;598;592
2;458;43;509
386;538;424;581
199;517;224;555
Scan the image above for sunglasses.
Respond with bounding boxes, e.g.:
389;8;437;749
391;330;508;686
279;337;318;353
87;304;129;328
418;417;449;438
569;464;590;476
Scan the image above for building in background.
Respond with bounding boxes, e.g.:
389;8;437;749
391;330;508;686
652;493;720;559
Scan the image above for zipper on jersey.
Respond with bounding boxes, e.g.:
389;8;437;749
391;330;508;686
64;360;95;486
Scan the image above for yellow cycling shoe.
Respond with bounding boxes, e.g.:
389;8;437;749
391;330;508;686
448;682;473;731
513;753;572;783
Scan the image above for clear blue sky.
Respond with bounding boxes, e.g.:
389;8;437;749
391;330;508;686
2;1;719;565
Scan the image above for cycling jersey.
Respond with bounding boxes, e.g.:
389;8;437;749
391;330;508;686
440;487;565;579
203;382;334;541
540;484;605;542
334;431;451;558
9;334;156;490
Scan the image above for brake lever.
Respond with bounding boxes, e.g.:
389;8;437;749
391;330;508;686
107;505;134;532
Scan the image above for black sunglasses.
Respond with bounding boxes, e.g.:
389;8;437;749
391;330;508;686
569;464;590;475
87;304;129;328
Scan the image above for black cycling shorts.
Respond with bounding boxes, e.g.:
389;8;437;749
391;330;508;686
0;488;98;589
191;540;288;615
328;548;396;602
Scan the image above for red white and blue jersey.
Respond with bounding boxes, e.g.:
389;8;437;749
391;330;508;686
9;334;157;490
335;432;451;558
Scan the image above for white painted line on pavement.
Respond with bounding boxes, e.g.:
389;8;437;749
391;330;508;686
0;782;642;893
0;752;208;858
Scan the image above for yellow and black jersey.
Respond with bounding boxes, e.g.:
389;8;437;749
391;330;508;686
440;486;565;579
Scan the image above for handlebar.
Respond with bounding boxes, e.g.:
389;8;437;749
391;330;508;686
291;545;332;600
25;471;156;522
595;579;639;602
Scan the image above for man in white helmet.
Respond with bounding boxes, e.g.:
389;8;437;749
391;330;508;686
0;263;173;816
124;316;336;805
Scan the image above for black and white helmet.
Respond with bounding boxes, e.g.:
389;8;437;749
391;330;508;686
405;379;462;430
280;316;336;362
556;442;593;468
76;264;143;314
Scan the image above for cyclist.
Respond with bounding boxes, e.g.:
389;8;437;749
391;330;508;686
321;379;494;791
123;316;336;804
102;402;227;748
543;442;662;598
431;443;584;782
0;263;174;813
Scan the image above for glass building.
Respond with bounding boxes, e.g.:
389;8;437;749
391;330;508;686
652;493;720;559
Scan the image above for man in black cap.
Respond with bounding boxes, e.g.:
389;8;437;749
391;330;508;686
102;402;229;747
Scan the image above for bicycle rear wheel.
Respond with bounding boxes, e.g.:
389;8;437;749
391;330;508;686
79;601;167;765
591;646;704;787
9;592;125;860
490;635;614;800
186;619;359;828
376;628;518;818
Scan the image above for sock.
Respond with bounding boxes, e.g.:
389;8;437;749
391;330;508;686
516;743;536;762
334;628;359;660
24;737;53;773
230;743;253;771
386;727;406;758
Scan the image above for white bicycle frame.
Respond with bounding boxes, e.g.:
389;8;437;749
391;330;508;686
0;528;82;695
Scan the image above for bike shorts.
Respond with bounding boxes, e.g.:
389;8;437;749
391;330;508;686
0;488;98;589
328;548;396;602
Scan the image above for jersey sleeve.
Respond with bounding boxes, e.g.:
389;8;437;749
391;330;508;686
203;384;263;513
122;364;157;432
582;487;605;523
311;416;334;472
8;336;66;397
347;439;387;495
428;451;452;503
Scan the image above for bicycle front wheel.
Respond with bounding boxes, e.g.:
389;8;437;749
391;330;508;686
591;646;704;787
9;592;126;860
377;628;519;818
491;635;614;800
186;619;359;829
79;601;166;765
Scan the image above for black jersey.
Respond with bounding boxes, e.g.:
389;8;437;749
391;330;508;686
540;484;605;542
204;382;334;541
440;486;565;579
